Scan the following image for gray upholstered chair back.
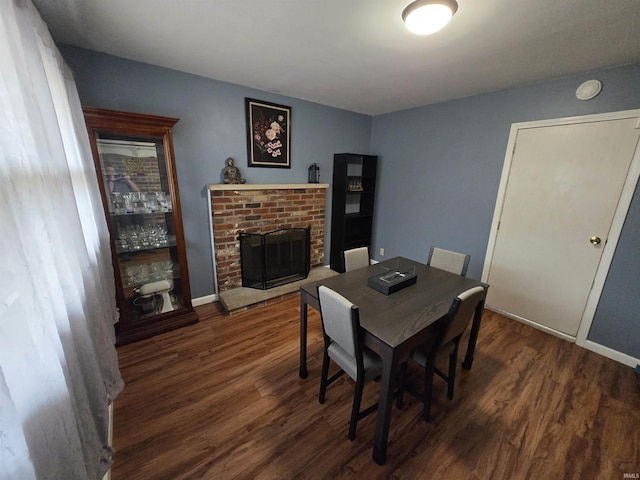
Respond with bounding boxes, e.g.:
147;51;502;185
344;246;370;272
442;286;485;345
427;246;470;276
317;285;358;358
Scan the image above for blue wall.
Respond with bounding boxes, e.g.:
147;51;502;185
61;44;639;358
590;184;640;356
370;63;640;358
60;45;371;300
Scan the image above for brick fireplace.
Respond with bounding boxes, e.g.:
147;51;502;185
208;183;329;293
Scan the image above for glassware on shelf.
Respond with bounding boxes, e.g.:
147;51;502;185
112;191;172;215
125;264;150;287
116;224;170;252
124;260;174;288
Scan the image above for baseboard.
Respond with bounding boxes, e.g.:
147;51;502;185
584;340;640;369
487;306;639;369
192;294;218;306
486;305;576;342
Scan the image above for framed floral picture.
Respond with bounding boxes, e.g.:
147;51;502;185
245;98;291;168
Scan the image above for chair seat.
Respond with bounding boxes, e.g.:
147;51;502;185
329;342;382;382
411;339;456;366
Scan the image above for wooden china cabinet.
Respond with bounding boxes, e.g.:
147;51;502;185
84;107;198;346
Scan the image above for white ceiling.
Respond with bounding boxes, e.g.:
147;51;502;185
33;0;640;116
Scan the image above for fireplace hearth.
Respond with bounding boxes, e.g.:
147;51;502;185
239;226;311;290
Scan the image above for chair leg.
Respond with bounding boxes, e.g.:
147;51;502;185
447;352;456;400
396;361;408;409
423;362;435;422
348;377;364;440
447;342;461;400
319;347;330;404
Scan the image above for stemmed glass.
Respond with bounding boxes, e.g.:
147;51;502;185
147;194;159;213
123;193;135;214
156;191;172;212
156;224;168;246
161;260;174;279
111;192;124;214
117;227;131;251
132;192;148;213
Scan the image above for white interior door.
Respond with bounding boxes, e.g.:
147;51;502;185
484;113;640;338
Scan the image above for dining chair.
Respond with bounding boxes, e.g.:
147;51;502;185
398;285;486;421
317;284;383;440
343;246;370;272
427;246;470;276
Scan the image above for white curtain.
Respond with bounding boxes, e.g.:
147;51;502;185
0;1;124;479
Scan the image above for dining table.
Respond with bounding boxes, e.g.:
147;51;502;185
298;256;488;465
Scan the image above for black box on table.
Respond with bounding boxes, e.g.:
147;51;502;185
367;268;417;295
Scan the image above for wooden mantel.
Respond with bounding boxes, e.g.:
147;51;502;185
208;183;329;191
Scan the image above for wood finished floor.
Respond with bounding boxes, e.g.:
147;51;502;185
112;294;640;479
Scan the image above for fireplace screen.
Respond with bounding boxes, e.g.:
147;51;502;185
239;226;311;290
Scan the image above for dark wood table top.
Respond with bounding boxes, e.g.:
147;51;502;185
301;257;487;349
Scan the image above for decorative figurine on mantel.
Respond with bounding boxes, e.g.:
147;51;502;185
222;157;246;184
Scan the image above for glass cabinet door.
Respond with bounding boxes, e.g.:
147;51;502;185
84;107;198;345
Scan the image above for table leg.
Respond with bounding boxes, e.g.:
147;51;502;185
372;349;398;465
462;299;485;370
299;291;309;378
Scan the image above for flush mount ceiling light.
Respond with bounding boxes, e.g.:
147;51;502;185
402;0;459;35
576;79;602;101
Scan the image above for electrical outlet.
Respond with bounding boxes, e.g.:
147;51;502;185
379;247;385;256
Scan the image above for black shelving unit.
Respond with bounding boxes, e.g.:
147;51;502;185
330;153;377;272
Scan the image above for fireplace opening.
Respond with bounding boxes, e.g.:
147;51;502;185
239;226;311;290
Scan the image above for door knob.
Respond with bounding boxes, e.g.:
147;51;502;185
590;236;602;245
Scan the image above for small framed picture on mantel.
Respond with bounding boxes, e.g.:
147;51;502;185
245;98;291;168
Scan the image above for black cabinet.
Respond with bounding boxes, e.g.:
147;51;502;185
330;153;377;272
83;107;198;345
